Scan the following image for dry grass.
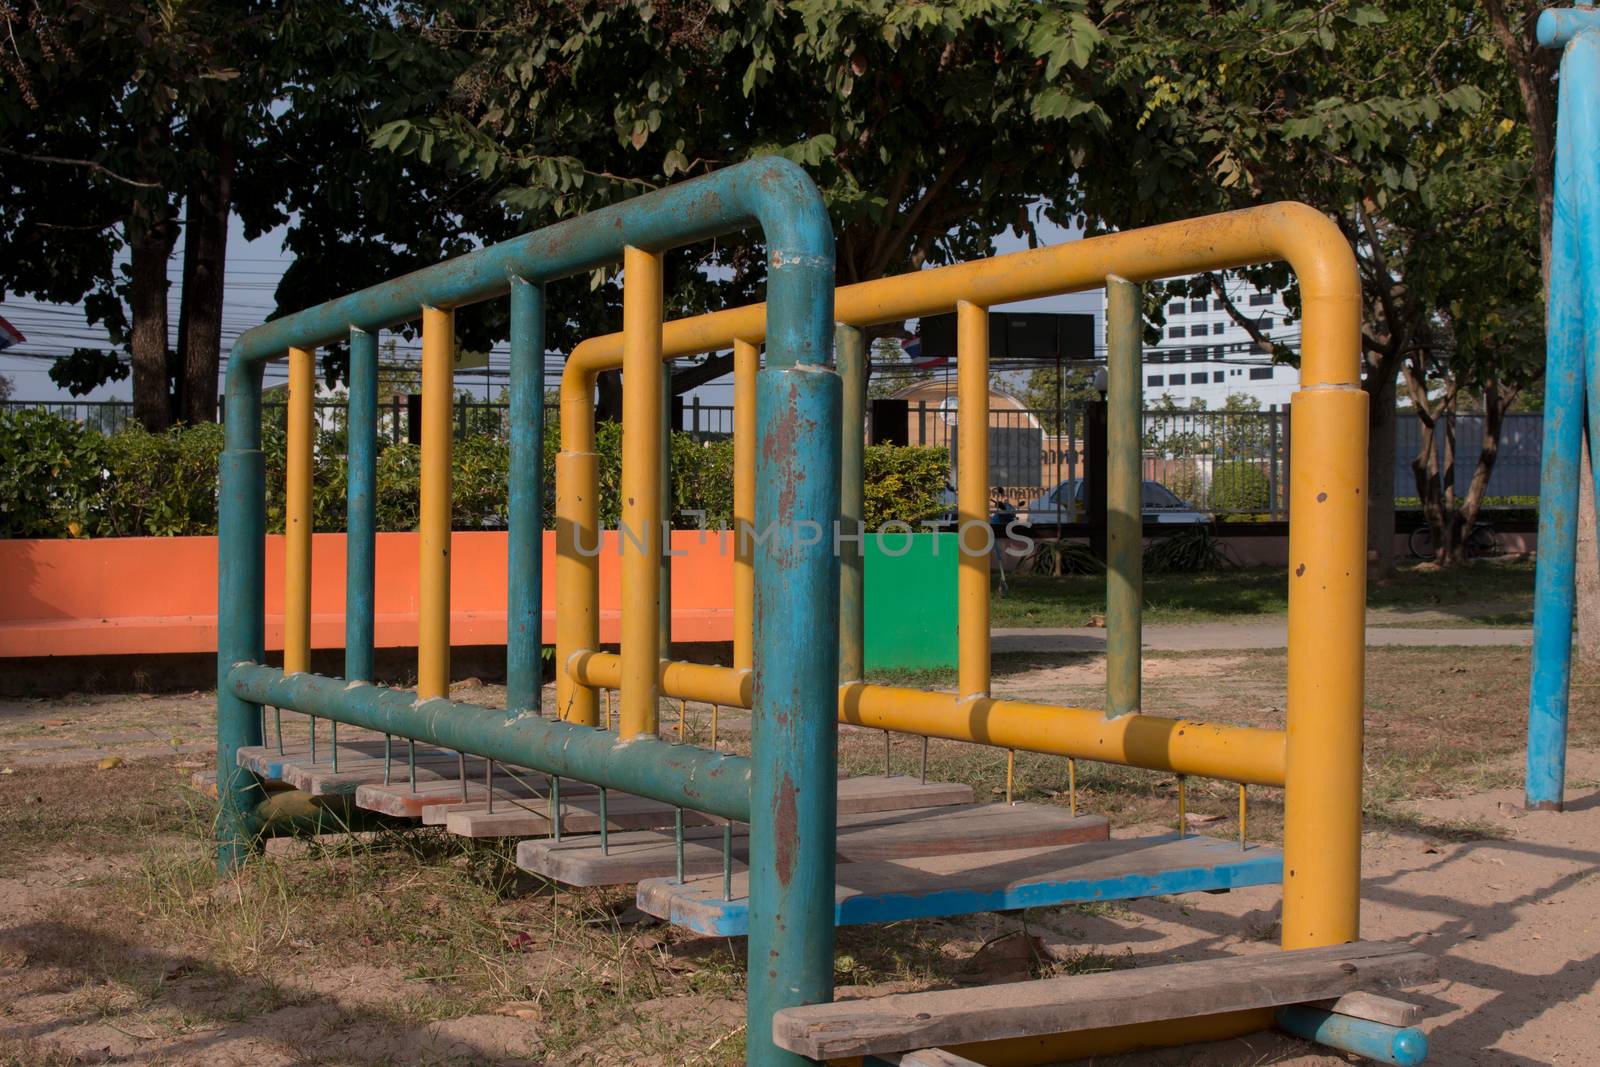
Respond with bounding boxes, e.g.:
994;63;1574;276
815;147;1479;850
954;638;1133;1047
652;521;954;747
2;644;1590;1064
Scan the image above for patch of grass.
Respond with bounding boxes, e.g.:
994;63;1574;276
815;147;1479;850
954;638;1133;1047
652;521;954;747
0;759;203;863
990;558;1535;629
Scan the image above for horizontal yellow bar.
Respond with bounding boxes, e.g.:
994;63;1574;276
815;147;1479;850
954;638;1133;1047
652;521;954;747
566;653;1284;787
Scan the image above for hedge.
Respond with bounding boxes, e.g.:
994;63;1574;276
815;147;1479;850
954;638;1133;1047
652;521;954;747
0;408;950;539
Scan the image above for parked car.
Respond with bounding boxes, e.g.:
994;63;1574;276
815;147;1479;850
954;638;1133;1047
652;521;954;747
1016;478;1212;525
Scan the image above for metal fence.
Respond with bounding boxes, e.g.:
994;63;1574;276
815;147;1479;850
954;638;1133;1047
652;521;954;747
2;398;1545;516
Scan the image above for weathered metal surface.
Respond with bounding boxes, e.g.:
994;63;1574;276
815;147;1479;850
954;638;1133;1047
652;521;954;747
216;447;268;866
506;278;545;716
345;328;377;682
227;663;754;821
835;324;865;683
1527;13;1600;811
750;363;841;1066
1106;278;1143;717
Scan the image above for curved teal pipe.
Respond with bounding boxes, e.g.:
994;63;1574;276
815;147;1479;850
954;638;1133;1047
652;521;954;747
1276;1005;1428;1066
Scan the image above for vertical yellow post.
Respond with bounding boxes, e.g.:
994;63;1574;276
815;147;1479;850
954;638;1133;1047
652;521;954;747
621;246;664;739
417;307;454;701
283;346;315;675
555;366;601;726
1282;385;1367;948
957;301;991;701
732;338;758;673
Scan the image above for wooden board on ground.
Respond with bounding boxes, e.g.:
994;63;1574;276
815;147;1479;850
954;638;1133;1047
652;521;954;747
771;940;1437;1059
445;775;974;839
637;834;1283;936
518;805;1111;887
1311;991;1424;1026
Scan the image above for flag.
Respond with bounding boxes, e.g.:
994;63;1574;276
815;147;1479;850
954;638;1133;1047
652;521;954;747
0;315;23;352
903;335;947;370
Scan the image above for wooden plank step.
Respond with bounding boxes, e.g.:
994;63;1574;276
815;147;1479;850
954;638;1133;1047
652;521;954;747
518;805;1111;887
637;834;1282;936
238;742;550;798
444;775;974;839
771;940;1437;1060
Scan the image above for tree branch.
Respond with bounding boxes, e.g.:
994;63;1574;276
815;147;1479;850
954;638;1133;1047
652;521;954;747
0;146;161;189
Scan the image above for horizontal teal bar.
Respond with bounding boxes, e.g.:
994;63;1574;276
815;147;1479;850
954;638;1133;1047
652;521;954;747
226;664;751;821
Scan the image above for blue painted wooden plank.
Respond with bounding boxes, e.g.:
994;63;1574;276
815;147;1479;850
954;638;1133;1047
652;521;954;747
638;834;1282;937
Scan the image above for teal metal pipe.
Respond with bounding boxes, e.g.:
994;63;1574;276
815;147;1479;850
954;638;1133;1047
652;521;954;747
1105;278;1143;717
748;364;842;1066
345;327;378;682
507;278;545;716
216;159;832;885
1275;1005;1428;1066
222;159;832;451
1527;10;1600;810
227;664;753;821
835;324;865;683
216;446;268;867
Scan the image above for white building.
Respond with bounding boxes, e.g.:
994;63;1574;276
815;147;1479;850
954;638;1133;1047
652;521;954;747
1105;278;1300;408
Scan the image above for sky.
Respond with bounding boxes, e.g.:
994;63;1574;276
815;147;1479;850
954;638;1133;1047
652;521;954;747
0;209;1102;407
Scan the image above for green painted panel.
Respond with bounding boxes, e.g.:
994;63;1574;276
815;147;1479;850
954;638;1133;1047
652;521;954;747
863;532;958;670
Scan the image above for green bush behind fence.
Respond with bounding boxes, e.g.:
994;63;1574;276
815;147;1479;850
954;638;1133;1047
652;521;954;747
0;409;950;540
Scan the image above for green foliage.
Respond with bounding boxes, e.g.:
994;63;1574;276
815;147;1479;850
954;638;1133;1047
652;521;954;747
1209;461;1272;515
1019;539;1104;577
0;409;104;538
862;446;950;529
95;423;225;536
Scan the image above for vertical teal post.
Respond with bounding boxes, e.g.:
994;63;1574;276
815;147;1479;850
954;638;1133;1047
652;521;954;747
1105;277;1143;717
1528;3;1600;810
345;327;378;682
508;278;546;716
216;367;268;871
661;365;674;662
835;323;865;682
748;206;836;1066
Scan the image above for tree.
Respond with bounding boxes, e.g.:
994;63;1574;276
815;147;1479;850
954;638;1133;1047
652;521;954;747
336;0;1122;388
1084;0;1522;576
0;2;386;428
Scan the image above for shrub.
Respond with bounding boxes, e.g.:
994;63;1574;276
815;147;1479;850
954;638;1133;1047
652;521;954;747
0;409;104;537
96;422;226;536
1143;524;1235;573
862;445;949;528
1209;460;1271;514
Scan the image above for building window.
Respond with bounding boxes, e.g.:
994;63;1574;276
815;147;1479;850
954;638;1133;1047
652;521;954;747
1169;325;1186;338
1248;293;1272;307
1213;372;1225;383
1168;302;1184;315
1230;369;1240;376
1147;351;1165;364
1147;375;1164;387
1212;322;1226;335
1189;300;1207;312
1213;298;1226;310
1249;367;1272;380
1211;345;1224;359
1258;316;1274;329
1189;347;1206;362
1169;374;1186;385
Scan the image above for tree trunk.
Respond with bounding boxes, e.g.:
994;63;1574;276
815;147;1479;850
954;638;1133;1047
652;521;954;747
1368;373;1398;577
128;197;178;432
177;113;233;424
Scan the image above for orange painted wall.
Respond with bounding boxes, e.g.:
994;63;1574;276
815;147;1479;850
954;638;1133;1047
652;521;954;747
0;531;737;658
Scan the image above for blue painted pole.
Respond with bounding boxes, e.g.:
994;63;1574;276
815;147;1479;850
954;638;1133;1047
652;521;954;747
1275;1006;1428;1066
507;278;546;716
1527;5;1600;811
749;365;841;1066
345;327;378;682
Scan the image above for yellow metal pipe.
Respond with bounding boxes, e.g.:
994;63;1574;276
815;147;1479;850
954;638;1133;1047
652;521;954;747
554;450;601;725
1282;386;1367;948
570;651;753;708
558;203;1359;389
565;653;1284;786
950;1008;1275;1066
733;338;759;672
957;301;991;701
283;345;315;675
417;308;454;700
620;246;664;740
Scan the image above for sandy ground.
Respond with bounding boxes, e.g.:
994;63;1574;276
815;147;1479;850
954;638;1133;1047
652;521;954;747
2;682;1598;1064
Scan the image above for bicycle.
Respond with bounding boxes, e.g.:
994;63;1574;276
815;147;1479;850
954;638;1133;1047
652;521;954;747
1408;520;1501;561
